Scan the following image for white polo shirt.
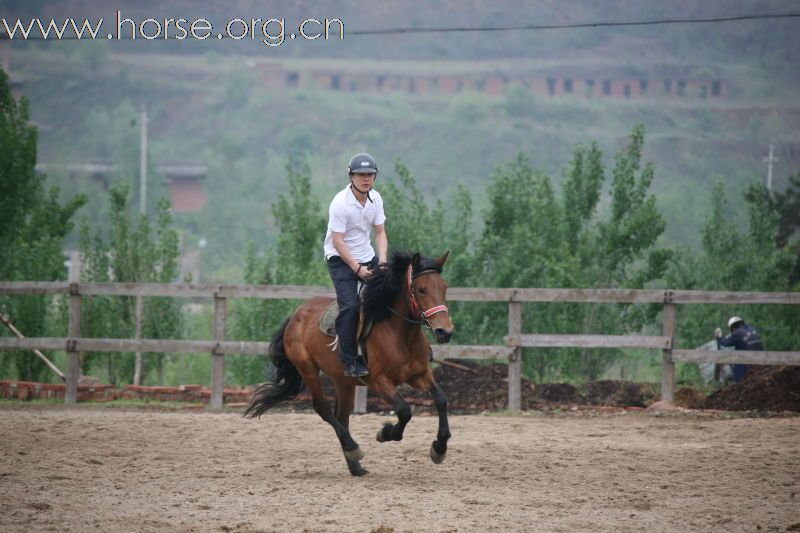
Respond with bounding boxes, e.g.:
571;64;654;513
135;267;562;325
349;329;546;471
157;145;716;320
323;185;386;262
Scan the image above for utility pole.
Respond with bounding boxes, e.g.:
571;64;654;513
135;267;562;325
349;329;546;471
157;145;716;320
139;104;148;215
763;144;779;194
134;104;148;386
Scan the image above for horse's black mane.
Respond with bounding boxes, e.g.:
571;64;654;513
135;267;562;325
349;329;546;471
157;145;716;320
362;250;442;323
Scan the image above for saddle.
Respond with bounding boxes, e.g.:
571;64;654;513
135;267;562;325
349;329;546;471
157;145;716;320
318;300;374;361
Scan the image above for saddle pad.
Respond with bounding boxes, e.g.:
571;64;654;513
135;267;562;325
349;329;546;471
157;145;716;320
319;300;339;337
318;300;375;342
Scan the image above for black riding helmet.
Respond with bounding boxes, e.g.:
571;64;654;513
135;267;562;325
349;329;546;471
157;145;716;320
347;153;378;175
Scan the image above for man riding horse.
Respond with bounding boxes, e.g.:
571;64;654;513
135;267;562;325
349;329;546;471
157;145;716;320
244;153;455;476
323;153;387;378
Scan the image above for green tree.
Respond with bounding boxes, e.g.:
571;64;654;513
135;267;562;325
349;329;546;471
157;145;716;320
227;240;274;386
0;68;87;381
379;159;448;255
473;125;668;382
143;197;182;383
574;125;668;380
747;172;800;284
197;131;272;280
668;181;799;359
228;157;327;385
270;157;329;285
79;182;183;385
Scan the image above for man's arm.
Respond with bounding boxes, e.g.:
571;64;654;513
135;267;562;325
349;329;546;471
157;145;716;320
717;336;736;348
331;232;361;273
374;224;388;264
716;332;737;348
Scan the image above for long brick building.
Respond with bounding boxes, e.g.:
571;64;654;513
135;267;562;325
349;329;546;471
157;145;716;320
257;60;727;100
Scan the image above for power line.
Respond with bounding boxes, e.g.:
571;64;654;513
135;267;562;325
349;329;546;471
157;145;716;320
347;11;800;36
1;11;798;41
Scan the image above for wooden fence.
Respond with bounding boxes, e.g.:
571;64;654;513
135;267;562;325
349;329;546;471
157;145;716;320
0;281;798;410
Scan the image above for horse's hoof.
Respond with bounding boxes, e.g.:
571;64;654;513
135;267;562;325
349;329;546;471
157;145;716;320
376;422;392;443
349;464;370;477
344;447;365;461
430;443;446;464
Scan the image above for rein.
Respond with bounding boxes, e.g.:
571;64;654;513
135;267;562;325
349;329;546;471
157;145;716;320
387;305;424;325
386;265;449;330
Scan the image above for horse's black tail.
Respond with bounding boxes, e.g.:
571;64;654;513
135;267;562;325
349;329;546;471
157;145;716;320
243;318;305;418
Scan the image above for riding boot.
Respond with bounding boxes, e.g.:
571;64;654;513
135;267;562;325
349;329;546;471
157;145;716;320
342;351;369;377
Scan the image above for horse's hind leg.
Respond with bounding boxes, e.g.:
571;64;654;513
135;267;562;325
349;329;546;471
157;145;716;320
297;361;365;465
333;381;368;477
373;376;412;443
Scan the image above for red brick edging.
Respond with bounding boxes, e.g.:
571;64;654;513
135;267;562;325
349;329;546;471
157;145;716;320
0;380;252;403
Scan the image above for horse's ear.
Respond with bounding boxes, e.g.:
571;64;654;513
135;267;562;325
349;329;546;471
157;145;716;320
411;252;421;272
435;251;450;269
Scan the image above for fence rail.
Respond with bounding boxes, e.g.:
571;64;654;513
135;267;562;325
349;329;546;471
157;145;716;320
1;281;798;410
505;334;672;350
0;337;272;355
670;349;800;365
3;282;799;304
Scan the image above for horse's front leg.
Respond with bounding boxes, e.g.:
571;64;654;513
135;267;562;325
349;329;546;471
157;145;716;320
409;374;451;463
373;376;412;443
428;381;451;464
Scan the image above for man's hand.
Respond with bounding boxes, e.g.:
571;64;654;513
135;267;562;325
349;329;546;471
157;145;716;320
714;327;722;338
355;264;374;280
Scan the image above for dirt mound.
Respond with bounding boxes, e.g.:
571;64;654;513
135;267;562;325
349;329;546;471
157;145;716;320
431;361;522;411
584;380;656;407
534;383;581;403
692;366;800;412
674;386;707;408
408;362;655;411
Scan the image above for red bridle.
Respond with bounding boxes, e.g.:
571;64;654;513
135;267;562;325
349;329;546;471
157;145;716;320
407;265;449;323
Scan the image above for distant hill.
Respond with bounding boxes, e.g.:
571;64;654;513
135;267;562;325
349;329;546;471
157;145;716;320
4;0;800;280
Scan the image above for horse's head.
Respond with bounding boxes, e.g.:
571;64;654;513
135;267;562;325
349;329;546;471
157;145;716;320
410;251;454;343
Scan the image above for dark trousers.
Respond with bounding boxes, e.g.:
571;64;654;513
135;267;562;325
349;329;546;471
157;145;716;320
732;364;751;383
327;255;377;363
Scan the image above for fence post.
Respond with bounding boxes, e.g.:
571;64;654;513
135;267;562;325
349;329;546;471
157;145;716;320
661;295;676;403
210;294;227;410
508;301;522;411
133;295;143;385
354;386;367;414
65;254;82;404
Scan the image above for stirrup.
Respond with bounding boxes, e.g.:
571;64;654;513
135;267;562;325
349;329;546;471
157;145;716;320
344;360;369;378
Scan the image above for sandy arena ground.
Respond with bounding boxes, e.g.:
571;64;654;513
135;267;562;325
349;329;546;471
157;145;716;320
0;405;798;532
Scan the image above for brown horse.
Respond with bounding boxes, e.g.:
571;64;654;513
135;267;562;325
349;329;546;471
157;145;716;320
244;251;455;476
